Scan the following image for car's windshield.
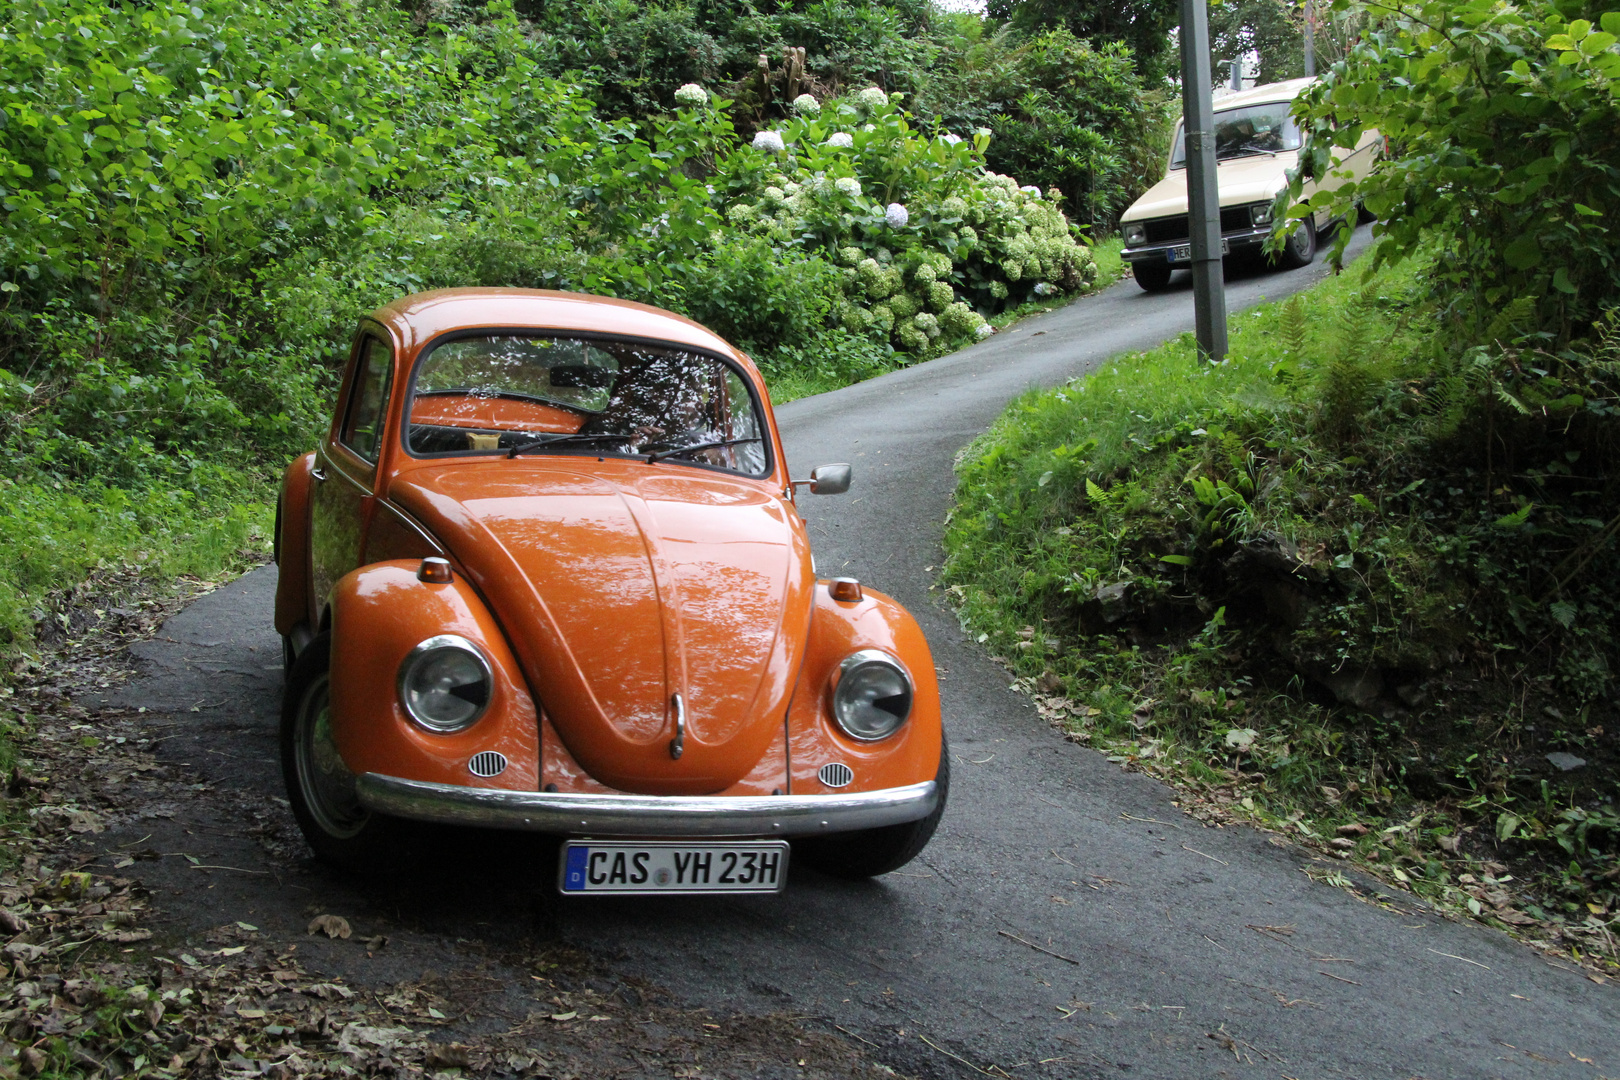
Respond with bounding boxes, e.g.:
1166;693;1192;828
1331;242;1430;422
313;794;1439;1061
406;335;769;477
1170;103;1301;168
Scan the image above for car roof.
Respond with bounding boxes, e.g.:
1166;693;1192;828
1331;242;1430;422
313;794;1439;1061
1210;77;1317;113
368;288;745;362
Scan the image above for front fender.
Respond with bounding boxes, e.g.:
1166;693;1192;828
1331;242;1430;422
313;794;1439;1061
274;453;316;638
785;582;942;795
328;560;539;792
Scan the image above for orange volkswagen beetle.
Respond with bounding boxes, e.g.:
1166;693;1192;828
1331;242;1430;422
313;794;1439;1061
273;289;947;892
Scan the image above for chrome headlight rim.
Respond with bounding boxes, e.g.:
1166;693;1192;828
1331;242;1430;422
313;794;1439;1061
396;634;494;734
829;648;914;742
1122;222;1148;247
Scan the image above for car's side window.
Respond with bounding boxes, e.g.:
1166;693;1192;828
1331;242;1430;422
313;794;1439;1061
341;337;393;463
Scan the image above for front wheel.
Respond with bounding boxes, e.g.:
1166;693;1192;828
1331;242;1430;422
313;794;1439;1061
281;632;413;871
794;736;950;880
1133;259;1173;292
1277;217;1317;269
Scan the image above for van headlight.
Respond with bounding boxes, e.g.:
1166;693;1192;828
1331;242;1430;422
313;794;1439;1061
1123;222;1147;247
1250;202;1274;226
830;650;913;741
397;635;492;733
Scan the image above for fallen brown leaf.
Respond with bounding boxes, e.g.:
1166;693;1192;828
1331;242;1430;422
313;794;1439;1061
307;914;352;939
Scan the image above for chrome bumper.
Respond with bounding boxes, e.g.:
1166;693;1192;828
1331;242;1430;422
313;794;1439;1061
355;773;938;838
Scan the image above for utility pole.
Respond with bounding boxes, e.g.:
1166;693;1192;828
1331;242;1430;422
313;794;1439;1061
1179;0;1229;361
1303;0;1316;76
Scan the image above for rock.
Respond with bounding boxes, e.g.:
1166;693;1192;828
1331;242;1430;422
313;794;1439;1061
1546;752;1587;772
1319;667;1384;709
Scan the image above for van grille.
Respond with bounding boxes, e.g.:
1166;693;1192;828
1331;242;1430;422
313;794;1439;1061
1142;207;1257;244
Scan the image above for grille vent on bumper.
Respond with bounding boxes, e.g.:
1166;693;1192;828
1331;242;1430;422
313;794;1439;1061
818;762;854;788
468;751;509;778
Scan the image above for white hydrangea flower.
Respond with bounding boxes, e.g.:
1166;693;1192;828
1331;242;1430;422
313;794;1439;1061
863;124;876;133
825;131;854;149
976;323;995;339
763;186;785;203
752;130;786;154
1033;282;1055;296
782;182;802;197
940;133;963;145
1021;185;1042;198
792;93;820;116
858;86;888;108
834;176;862;198
674;83;708;107
884;202;909;229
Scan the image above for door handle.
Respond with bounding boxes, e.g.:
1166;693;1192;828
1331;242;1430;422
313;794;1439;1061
310;465;327;482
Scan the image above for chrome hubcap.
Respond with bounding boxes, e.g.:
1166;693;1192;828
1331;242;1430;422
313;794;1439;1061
295;673;368;839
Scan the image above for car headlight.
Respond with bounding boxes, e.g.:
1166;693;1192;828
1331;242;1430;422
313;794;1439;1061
1250;202;1274;226
397;635;492;733
830;649;913;741
1123;222;1147;247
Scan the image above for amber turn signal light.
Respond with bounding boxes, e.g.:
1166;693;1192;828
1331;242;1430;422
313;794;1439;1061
828;577;862;602
417;557;454;584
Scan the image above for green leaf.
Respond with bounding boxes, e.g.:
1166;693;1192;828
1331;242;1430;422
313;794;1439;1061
1503;234;1542;270
1545;33;1578;50
1350;493;1377;512
1085;478;1105;501
1574;203;1603;216
1497;812;1521;842
1603;11;1620;34
1159;554;1193;566
1550;599;1578;628
1552;266;1576;294
1493;503;1533;529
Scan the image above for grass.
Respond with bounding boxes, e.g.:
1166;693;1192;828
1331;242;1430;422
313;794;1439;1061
0;474;273;657
942;253;1620;971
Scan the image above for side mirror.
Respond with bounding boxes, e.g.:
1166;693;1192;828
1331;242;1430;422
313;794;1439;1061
798;463;852;495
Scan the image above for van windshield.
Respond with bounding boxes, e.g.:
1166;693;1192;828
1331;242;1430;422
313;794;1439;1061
1170;103;1302;167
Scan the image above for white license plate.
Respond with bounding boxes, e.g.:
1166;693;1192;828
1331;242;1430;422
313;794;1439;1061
558;840;790;895
1166;239;1230;262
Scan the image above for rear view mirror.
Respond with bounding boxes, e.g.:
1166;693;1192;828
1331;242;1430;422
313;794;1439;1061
807;463;851;495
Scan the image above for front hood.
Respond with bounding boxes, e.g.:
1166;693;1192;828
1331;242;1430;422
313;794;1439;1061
1121;153;1296;222
391;461;812;795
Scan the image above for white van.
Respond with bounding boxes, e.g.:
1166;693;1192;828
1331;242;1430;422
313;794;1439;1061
1118;78;1380;290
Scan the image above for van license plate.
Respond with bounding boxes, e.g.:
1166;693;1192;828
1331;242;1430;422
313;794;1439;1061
558;840;790;895
1166;239;1230;262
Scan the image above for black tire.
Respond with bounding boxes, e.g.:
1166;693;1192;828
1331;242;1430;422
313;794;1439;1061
1278;217;1317;269
281;632;413;871
795;735;950;880
1133;259;1173;292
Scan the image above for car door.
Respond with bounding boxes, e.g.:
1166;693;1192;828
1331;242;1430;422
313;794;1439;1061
309;334;393;617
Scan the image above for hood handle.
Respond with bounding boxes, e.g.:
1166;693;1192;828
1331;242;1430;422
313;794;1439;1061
669;693;686;760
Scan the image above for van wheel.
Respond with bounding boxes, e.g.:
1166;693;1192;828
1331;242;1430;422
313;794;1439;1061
1134;260;1173;292
795;737;950;880
1278;218;1317;269
281;633;412;872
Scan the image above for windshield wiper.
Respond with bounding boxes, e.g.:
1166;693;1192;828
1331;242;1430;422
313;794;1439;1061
507;432;630;458
646;437;762;464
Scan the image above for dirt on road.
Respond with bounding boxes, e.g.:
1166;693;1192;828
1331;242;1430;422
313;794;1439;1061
0;566;902;1080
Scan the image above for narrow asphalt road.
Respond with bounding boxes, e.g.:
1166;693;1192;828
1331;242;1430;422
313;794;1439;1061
94;234;1620;1079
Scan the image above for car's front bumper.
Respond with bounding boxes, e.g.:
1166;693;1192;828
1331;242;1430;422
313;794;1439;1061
356;773;939;838
1122;224;1271;262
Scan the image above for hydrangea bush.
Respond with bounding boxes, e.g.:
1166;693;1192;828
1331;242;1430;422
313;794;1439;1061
700;87;1097;358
